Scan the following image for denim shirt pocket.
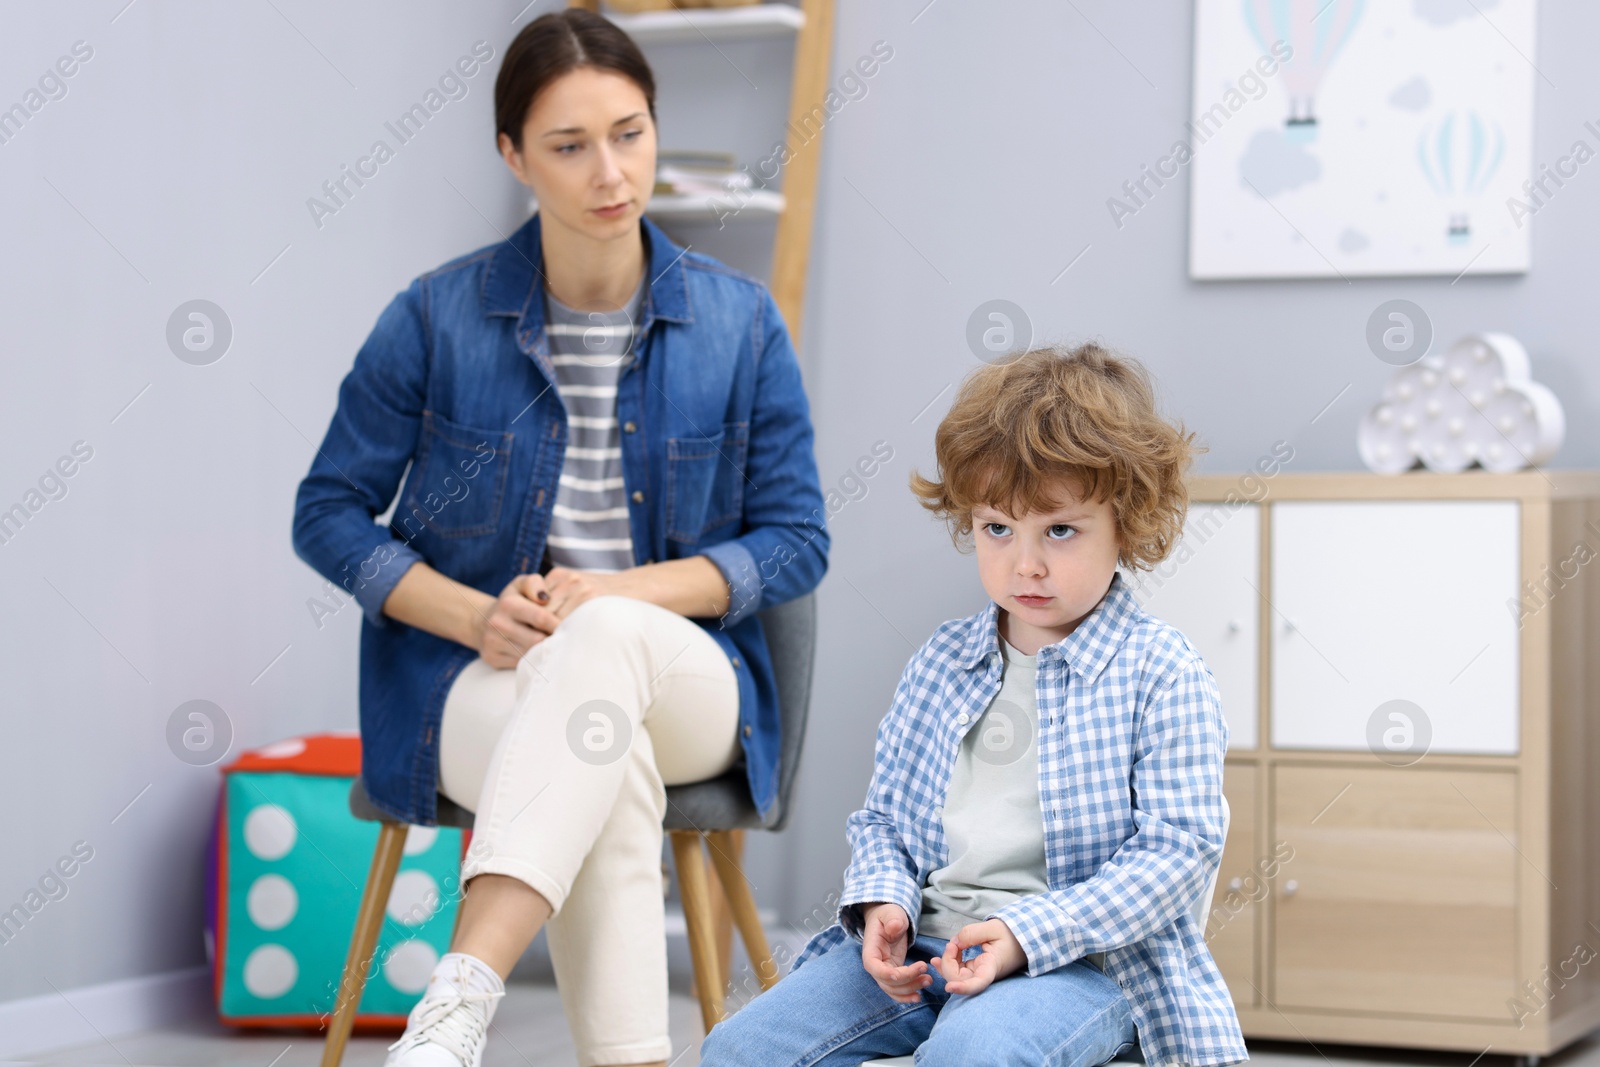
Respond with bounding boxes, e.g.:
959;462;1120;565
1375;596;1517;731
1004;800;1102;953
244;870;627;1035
401;411;514;538
665;420;749;543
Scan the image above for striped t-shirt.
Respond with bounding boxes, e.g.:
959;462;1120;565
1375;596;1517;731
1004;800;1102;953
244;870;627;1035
541;276;644;573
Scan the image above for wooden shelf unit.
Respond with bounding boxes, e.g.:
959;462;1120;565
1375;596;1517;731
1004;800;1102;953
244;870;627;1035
605;3;805;44
528;188;785;223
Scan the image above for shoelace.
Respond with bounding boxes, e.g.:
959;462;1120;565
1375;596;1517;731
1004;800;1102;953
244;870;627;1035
387;984;506;1065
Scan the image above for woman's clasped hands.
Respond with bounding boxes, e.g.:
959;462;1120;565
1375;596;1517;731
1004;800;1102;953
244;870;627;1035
477;565;620;668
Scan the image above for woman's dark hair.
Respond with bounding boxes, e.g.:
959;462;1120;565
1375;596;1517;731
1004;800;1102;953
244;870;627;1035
495;10;657;151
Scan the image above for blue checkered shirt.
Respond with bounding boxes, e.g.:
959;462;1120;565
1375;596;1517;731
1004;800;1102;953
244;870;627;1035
790;571;1247;1066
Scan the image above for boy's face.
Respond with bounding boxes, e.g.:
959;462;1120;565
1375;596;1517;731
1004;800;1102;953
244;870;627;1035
971;483;1121;653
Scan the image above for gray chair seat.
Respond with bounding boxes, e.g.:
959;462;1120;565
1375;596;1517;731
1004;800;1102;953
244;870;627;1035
348;778;474;829
663;767;764;831
349;759;764;832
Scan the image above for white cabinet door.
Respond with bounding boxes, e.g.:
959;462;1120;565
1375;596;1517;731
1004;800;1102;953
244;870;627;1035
1125;503;1260;749
1270;501;1519;754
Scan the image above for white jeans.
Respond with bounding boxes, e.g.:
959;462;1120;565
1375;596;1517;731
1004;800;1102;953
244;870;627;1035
438;595;741;1066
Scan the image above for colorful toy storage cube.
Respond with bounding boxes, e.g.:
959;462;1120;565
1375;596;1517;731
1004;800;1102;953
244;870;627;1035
206;732;466;1028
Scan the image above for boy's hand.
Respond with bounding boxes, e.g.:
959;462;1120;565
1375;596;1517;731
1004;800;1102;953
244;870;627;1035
859;902;932;1004
930;919;1028;996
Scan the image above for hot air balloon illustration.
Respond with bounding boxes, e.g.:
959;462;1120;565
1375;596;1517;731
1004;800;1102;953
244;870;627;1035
1242;0;1365;142
1416;109;1505;244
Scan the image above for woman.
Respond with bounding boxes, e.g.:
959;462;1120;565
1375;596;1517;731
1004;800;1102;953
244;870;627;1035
291;11;828;1066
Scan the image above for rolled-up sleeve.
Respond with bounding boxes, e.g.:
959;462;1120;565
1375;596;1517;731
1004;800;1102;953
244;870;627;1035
704;289;829;628
291;277;430;630
700;538;761;626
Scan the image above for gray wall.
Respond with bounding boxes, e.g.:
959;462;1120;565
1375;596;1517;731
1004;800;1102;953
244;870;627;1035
0;0;526;1001
2;0;1597;1008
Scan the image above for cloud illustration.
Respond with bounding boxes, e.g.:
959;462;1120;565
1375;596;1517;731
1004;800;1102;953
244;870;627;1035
1388;77;1432;112
1358;333;1565;474
1414;0;1500;26
1239;129;1321;198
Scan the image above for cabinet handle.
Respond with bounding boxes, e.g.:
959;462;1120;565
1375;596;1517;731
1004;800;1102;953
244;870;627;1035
1282;879;1299;897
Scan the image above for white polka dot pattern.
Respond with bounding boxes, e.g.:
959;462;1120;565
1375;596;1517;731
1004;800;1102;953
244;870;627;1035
246;874;298;931
242;804;297;861
403;825;438;856
243;944;297;998
383;939;438;994
386;870;440;927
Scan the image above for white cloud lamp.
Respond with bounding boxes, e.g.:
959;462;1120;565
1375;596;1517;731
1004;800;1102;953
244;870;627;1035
1358;332;1564;475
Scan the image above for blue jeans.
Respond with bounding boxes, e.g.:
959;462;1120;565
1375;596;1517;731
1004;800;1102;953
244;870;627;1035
699;933;1138;1067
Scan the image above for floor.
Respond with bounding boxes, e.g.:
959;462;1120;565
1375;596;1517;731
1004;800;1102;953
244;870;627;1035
3;982;706;1067
8;981;1600;1067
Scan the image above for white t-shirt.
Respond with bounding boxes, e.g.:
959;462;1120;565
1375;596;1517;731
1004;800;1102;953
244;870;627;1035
918;633;1106;972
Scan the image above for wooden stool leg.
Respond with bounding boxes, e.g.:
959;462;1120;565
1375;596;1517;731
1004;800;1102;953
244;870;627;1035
709;830;737;1000
670;830;726;1034
707;830;779;991
321;822;407;1067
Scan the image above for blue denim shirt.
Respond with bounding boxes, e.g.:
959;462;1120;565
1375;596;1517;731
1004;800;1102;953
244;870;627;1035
291;213;829;826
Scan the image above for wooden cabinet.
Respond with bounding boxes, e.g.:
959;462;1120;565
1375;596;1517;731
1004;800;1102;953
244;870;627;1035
1155;473;1600;1058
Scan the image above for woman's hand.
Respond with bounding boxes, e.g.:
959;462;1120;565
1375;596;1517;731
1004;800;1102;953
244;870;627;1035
477;573;563;669
541;565;622;620
860;902;931;1004
474;558;727;669
929;919;1028;996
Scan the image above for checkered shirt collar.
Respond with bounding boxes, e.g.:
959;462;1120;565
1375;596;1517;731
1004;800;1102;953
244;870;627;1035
955;570;1140;684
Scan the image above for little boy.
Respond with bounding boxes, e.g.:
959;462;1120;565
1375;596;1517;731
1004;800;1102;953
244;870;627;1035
699;344;1246;1067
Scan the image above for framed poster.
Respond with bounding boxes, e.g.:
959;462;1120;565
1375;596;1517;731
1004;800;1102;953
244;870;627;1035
1188;0;1538;280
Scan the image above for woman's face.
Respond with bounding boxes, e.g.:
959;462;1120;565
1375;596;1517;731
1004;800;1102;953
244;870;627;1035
498;66;656;244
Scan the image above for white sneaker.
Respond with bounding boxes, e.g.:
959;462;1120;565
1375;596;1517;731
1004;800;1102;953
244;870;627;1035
384;955;505;1067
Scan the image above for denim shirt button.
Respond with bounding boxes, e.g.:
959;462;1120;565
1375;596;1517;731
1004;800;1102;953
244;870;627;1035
631;490;645;503
623;420;637;433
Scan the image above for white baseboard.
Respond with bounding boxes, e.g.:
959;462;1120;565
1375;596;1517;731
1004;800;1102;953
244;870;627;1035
0;913;815;1059
661;904;779;938
0;965;210;1060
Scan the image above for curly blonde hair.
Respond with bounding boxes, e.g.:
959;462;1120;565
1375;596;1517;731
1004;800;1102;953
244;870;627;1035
909;342;1201;571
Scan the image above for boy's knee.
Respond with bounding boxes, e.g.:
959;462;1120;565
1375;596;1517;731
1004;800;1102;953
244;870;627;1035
698;1009;763;1067
698;968;839;1067
916;1020;988;1066
919;991;1133;1067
